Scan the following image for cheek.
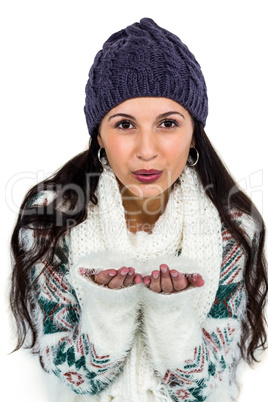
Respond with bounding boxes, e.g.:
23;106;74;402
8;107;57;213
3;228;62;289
163;139;191;165
105;138;131;165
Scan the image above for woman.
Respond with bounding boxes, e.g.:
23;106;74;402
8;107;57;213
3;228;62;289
10;18;267;401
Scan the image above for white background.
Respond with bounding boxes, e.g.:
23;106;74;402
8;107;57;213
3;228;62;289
1;0;268;400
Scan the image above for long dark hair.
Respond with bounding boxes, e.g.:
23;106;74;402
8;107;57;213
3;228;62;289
10;120;268;364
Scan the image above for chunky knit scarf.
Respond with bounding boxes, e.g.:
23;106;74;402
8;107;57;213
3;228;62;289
70;164;222;323
66;165;223;401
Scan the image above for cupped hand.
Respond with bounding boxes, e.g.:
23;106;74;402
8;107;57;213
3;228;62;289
143;264;205;294
79;267;143;289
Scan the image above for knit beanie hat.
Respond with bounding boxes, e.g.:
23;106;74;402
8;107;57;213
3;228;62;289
84;17;208;135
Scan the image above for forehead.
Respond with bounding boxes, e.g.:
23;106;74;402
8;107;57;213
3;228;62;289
104;97;190;119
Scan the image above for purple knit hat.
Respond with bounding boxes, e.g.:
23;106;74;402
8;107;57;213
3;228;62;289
84;18;208;135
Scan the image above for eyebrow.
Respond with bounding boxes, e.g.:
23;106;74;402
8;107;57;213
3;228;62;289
108;111;185;121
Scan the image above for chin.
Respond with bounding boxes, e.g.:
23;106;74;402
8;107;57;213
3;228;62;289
131;186;167;199
118;176;171;199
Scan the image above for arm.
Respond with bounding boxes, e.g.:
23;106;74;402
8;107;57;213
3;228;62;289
24;228;141;396
141;223;248;401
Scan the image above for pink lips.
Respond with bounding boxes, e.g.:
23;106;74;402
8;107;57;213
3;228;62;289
132;169;163;183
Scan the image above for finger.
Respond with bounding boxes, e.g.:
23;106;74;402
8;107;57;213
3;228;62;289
143;275;151;286
134;273;143;285
188;274;205;287
170;270;189;291
94;269;117;285
107;267;129;289
123;267;135;287
150;270;161;293
160;264;174;293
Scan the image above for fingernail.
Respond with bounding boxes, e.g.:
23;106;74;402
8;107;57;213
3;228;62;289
121;269;128;276
171;271;178;277
153;272;159;279
109;272;116;277
160;266;167;273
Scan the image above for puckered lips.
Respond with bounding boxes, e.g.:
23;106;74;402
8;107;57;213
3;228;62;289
132;169;163;183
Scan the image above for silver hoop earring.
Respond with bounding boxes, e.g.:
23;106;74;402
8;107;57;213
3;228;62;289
97;148;109;166
187;147;199;167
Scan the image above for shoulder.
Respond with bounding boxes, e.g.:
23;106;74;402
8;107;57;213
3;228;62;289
224;208;259;243
20;190;68;252
219;208;261;283
25;190;56;208
220;208;259;271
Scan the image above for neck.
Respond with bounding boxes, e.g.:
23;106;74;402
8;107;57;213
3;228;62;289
119;183;170;233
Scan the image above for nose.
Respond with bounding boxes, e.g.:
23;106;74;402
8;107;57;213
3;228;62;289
136;130;158;161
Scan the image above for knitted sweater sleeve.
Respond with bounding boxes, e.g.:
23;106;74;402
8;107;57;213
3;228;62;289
141;216;254;401
23;196;141;396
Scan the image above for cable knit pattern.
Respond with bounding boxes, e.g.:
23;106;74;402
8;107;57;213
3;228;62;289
23;168;257;401
84;17;208;134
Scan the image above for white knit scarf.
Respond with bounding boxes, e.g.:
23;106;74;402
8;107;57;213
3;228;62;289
70;164;222;324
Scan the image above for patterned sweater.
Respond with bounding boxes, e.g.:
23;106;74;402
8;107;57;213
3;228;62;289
22;166;257;401
23;202;256;402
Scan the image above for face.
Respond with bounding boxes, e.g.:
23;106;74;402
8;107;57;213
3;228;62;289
98;97;195;200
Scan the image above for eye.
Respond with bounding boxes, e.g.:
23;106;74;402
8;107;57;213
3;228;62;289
115;119;135;130
159;119;179;128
